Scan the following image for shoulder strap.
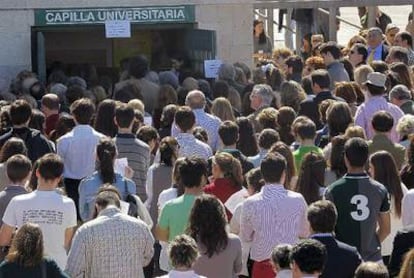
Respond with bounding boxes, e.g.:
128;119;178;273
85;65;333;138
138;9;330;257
124;178;127;197
41;260;47;278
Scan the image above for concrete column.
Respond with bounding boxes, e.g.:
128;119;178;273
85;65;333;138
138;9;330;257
267;8;274;47
329;7;337;41
367;6;376;28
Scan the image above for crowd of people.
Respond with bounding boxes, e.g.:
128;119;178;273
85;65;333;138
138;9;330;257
0;7;413;278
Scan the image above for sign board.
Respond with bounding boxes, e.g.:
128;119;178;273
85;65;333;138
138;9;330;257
35;6;195;26
204;59;222;79
105;20;131;38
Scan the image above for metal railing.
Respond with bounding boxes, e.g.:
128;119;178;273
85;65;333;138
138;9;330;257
254;7;367;52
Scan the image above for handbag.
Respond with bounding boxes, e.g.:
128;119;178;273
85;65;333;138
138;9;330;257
124;179;138;217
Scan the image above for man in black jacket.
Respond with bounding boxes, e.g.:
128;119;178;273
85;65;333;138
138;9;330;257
308;200;361;278
217;121;254;175
298;70;342;129
0;100;54;162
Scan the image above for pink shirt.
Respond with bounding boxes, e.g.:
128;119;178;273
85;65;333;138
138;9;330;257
240;184;309;261
354;96;404;143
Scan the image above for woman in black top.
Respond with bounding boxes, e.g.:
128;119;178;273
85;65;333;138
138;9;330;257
0;223;68;278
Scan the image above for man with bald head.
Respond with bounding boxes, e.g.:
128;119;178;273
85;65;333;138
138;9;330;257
41;93;60;137
188;90;222;151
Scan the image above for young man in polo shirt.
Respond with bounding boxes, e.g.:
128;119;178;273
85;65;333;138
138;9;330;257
293;117;323;171
156;157;207;243
324;137;391;262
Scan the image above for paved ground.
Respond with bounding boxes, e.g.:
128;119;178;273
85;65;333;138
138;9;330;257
273;5;413;47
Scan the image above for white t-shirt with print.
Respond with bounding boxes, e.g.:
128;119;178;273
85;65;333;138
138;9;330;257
2;190;77;269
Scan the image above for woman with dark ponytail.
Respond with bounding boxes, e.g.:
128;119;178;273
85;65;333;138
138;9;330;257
78;138;136;221
145;136;179;227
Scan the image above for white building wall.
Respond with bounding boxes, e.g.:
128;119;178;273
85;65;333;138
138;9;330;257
0;1;253;88
0;10;34;91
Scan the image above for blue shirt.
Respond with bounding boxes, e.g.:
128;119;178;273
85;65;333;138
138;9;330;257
192;109;222;152
78;172;136;221
368;44;384;61
248;149;268;168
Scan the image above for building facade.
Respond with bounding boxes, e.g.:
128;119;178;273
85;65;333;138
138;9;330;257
0;0;253;88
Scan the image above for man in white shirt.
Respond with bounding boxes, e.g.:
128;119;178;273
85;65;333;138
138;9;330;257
57;98;105;216
0;153;77;269
240;153;309;278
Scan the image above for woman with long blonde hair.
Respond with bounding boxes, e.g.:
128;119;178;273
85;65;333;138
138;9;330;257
398;248;414;278
211;97;236;122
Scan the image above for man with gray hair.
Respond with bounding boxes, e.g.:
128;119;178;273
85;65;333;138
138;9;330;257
248;84;274;133
385;46;409;65
366;27;389;62
389;84;414;115
218;63;246;96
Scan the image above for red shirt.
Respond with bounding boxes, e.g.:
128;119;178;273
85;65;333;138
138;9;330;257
45;113;59;136
204;178;241;221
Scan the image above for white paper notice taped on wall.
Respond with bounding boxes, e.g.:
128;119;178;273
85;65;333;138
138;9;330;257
204;59;223;79
105;20;131;38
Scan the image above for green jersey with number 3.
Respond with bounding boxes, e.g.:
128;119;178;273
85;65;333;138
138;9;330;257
325;173;390;262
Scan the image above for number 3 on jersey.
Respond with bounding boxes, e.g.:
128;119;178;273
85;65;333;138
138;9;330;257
350;195;370;221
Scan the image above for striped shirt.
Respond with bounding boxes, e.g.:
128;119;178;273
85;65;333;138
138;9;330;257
66;207;154;278
176;133;212;161
171;109;222;152
192;109;222;152
354;96;404;143
240;184;309;261
114;133;150;201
